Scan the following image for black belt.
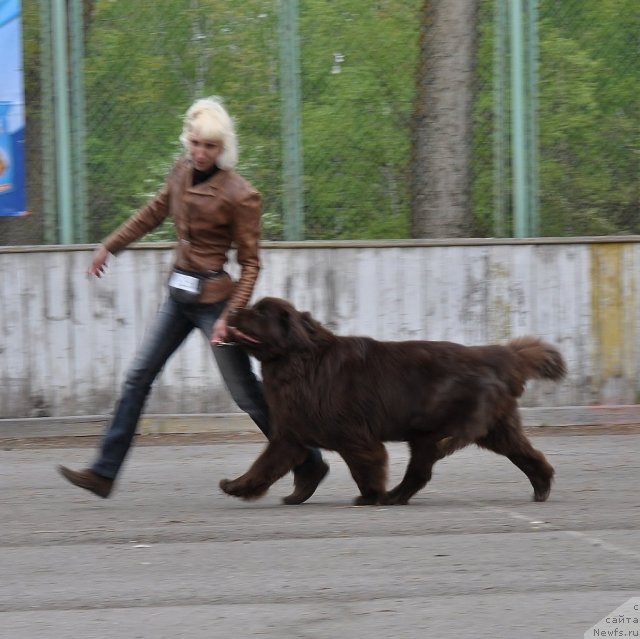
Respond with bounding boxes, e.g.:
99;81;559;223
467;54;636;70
173;266;225;279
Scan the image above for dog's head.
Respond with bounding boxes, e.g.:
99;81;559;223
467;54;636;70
227;297;333;361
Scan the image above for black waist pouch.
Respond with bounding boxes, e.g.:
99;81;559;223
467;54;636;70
168;267;219;303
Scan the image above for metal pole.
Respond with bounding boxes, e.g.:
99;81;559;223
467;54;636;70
40;0;56;243
278;0;304;240
526;0;539;236
493;0;508;237
51;0;74;244
509;0;528;237
69;0;88;243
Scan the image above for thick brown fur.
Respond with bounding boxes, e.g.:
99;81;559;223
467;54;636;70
220;297;566;506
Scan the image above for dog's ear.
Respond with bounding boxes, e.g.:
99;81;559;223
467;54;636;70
277;308;314;350
300;312;319;336
300;311;335;346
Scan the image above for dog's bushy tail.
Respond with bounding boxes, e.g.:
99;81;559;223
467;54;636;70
508;336;567;382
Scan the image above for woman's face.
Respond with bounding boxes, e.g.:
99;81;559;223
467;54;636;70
187;135;222;171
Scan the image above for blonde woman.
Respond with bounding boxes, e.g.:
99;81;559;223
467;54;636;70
59;97;328;504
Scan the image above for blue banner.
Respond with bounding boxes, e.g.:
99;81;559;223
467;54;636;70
0;0;27;216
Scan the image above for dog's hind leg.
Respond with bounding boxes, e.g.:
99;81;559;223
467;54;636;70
385;434;447;505
339;442;389;506
220;439;308;501
477;415;555;502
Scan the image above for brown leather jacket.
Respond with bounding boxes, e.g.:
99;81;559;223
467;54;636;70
102;157;261;314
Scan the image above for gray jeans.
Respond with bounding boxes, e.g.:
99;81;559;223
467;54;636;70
92;296;277;479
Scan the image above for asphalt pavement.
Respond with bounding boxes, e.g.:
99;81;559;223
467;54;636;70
1;431;638;638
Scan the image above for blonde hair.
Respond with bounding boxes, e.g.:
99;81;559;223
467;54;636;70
179;96;238;170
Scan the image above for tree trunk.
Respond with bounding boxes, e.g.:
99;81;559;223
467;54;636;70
411;0;479;238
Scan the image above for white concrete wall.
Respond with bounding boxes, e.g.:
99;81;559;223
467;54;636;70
1;238;639;418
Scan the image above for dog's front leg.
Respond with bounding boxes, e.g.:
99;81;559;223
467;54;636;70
339;442;389;506
220;439;307;501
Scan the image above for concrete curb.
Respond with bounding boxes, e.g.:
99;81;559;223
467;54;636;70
1;406;640;439
0;413;255;439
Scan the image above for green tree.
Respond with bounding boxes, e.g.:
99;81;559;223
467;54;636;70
299;0;419;239
84;0;281;240
18;0;637;244
472;0;639;237
83;0;418;241
411;0;480;238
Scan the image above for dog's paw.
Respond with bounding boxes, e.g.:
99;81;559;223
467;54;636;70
383;488;411;505
219;478;240;496
219;477;250;497
353;494;382;506
219;478;268;501
532;477;552;502
533;486;551;502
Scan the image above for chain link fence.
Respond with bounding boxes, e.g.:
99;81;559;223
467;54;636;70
536;0;639;236
2;0;638;246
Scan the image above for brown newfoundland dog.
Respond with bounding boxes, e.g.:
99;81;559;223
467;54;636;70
221;297;566;506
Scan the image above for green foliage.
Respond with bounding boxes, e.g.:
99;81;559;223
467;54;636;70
81;0;418;241
299;1;417;239
21;0;639;241
84;0;282;240
473;0;639;237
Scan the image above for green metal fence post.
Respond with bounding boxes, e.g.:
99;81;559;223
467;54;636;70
39;0;56;244
69;0;88;243
526;0;539;236
493;0;508;237
51;0;74;244
509;0;528;238
278;0;304;240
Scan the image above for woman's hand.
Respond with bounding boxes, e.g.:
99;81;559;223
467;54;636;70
87;245;110;277
211;317;229;345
